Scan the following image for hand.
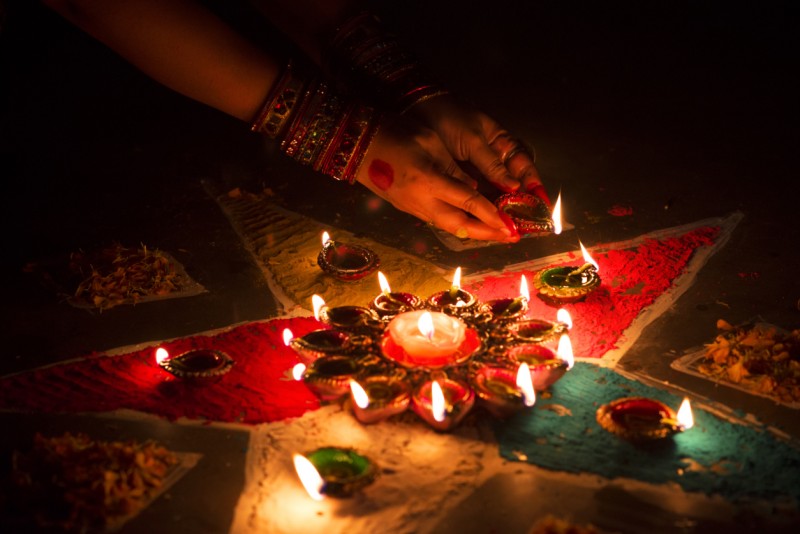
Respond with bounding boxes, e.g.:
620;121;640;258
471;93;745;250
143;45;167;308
409;95;551;206
355;115;519;243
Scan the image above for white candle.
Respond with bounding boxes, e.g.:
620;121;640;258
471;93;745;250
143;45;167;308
387;310;466;359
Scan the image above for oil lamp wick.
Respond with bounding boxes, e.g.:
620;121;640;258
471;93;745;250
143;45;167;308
565;262;596;282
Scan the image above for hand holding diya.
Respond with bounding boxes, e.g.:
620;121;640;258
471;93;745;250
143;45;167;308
533;240;601;305
317;231;379;281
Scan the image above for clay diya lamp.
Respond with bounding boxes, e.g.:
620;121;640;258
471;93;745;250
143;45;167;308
288;329;353;365
381;310;481;369
155;347;234;380
370;271;423;319
532;241;601;305
317;231;380;281
479;274;530;324
506;343;570;391
412;377;475;432
509;318;569;344
471;363;536;418
494;192;554;236
349;375;411;424
427;267;479;316
301;355;361;401
596;397;696;441
295;447;379;499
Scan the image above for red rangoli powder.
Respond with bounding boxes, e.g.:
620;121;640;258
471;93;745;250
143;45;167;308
465;226;720;359
0;318;322;424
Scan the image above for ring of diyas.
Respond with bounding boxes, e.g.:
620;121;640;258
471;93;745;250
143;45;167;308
317;241;380;281
596;397;678;440
494;192;553;235
158;349;234;379
305;447;379;498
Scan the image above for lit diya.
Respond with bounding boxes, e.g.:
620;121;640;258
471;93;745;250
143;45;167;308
294;447;378;499
479;274;530;323
301;355;361;401
381;310;481;369
313;294;381;330
532;241;601;305
411;377;475;432
317;231;379;281
155;347;234;380
284;327;352;365
506;333;574;390
596;396;694;440
370;271;423;319
427;267;478;314
471;362;536;418
349;376;411;424
494;192;554;236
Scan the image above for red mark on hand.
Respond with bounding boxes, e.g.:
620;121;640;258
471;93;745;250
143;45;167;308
497;211;520;239
368;159;394;191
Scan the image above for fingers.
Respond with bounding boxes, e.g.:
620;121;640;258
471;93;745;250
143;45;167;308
489;132;551;207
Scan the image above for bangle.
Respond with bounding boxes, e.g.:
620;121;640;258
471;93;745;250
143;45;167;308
253;60;382;184
327;11;448;113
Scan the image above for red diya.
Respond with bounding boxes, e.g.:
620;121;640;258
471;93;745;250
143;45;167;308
494;192;554;236
533;241;601;305
156;348;234;380
411;377;475;432
318;303;381;330
370;271;423;319
479;274;530;323
427;267;479;315
471;364;536;419
505;343;569;390
317;231;379;281
349;375;411;424
381;310;482;369
509;318;568;344
301;355;361;401
596;397;685;440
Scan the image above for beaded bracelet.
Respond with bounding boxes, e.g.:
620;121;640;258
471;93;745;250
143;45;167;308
326;11;449;113
251;61;382;184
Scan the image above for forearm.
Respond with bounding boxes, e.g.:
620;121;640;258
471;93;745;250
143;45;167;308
42;0;280;121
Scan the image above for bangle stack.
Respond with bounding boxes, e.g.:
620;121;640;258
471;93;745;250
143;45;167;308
328;11;449;113
251;61;382;184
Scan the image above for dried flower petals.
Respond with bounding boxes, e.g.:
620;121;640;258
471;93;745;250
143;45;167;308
4;432;178;531
700;320;800;403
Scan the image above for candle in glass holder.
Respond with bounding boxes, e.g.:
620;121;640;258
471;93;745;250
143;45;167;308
317;231;380;281
370;271;423;318
411;377;475;432
533;241;601;305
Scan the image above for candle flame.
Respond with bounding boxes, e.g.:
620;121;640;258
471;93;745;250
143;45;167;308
557;333;575;369
293;453;325;501
418;311;435;341
155;347;169;365
378;271;391;294
519;274;530;302
350;380;370;409
677;397;694;429
321;231;331;247
292;363;306;381
282;328;294;347
556;308;573;329
452;267;462;290
516;362;536;407
312;294;326;321
552;191;563;235
579;241;599;272
431;380;446;422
